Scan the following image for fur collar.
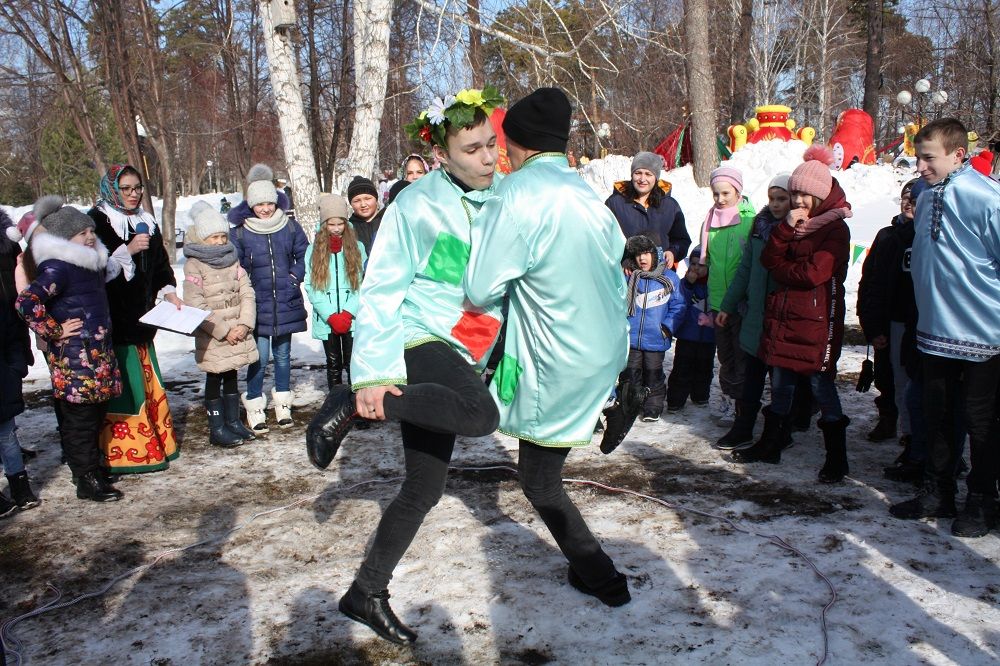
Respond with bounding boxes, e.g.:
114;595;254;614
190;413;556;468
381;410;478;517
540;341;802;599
30;233;109;272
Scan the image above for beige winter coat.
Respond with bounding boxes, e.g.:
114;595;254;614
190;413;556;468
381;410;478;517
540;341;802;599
183;257;259;374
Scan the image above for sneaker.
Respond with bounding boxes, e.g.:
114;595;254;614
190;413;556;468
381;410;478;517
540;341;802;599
714;395;734;426
640;412;659;422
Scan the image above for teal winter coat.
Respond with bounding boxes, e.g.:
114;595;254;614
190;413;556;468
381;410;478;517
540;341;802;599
304;241;367;339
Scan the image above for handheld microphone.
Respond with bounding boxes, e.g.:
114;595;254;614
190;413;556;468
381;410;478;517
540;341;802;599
134;221;149;272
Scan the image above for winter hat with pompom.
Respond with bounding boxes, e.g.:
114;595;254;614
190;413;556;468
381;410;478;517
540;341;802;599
970;150;994;177
710;166;743;193
33;195;95;241
789;145;835;201
189;200;229;241
6;211;33;243
245;163;278;208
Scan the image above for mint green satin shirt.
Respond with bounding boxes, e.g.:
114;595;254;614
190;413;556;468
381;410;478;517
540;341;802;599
465;153;629;446
351;168;504;388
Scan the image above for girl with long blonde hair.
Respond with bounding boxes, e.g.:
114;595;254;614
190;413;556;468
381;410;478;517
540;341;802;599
304;194;366;390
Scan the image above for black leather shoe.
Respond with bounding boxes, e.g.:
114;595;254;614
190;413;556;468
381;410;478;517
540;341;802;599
599;382;650;454
567;566;631;607
76;471;124;502
306;386;356;470
339;583;416;645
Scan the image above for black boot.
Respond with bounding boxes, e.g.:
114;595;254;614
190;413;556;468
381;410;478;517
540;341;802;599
867;414;897;442
306;385;357;469
951;493;998;538
6;471;40;510
76;471;124;502
338;583;417;645
889;481;957;519
222;393;256;441
600;382;650;454
732;406;787;464
714;400;759;450
20;446;38;463
567;566;631;607
206;398;244;448
817;416;851;483
0;492;16;519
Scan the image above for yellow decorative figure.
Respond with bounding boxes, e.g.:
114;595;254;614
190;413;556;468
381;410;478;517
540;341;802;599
728;124;748;153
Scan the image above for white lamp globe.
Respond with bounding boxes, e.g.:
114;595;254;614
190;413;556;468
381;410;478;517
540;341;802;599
914;79;931;93
897;124;906;134
896;91;912;105
931;90;948;105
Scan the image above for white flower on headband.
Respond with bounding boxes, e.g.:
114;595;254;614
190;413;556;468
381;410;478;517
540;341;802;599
427;95;455;125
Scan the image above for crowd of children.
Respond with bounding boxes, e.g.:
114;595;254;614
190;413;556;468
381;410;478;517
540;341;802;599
2;120;998;545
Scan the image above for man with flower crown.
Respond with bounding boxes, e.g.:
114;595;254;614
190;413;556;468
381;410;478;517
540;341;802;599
305;86;507;644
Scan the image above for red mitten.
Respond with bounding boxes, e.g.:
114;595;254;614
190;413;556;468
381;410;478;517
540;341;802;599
328;311;354;334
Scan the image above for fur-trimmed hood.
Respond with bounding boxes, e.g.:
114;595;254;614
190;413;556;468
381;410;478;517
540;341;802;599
30;232;109;272
612;179;672;198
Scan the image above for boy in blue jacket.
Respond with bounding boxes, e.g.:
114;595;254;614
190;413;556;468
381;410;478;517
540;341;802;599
667;245;716;412
621;235;685;422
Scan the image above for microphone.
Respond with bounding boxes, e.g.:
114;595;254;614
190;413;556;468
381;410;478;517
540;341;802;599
134;221;149;272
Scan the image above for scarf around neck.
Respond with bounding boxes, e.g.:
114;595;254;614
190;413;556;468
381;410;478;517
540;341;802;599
183;241;238;268
792;179;852;238
329;236;343;253
699;203;743;263
243;209;288;235
626;263;673;316
97;201;158;242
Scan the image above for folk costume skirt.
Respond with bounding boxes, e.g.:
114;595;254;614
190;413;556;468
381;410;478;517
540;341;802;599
99;343;179;473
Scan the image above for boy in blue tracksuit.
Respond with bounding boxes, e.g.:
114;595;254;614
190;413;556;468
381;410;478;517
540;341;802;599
621;235;685;422
667;245;716;411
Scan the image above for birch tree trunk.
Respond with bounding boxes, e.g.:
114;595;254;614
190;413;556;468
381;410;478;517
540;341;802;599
259;0;321;232
684;0;718;187
345;0;393;180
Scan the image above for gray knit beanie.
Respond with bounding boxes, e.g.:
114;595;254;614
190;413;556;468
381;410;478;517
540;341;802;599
33;195;95;241
631;151;663;176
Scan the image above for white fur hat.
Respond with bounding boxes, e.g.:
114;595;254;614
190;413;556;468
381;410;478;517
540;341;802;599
189;201;229;241
768;172;792;192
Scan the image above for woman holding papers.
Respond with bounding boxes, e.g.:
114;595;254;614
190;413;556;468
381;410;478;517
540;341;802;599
90;164;181;475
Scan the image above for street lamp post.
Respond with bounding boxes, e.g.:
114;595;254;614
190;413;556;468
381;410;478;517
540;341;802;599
206;160;214;193
896;78;948;129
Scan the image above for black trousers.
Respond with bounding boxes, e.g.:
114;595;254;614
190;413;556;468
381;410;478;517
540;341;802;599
667;339;716;407
923;353;1000;496
354;342;499;592
322;333;353;390
873;345;897;419
622;349;666;415
59;400;109;477
204;370;238;400
355;436;617;593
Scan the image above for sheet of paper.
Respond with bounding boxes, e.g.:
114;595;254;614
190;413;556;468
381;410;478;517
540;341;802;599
138;302;211;336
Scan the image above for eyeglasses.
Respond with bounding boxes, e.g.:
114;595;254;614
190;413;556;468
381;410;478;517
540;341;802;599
119;185;143;195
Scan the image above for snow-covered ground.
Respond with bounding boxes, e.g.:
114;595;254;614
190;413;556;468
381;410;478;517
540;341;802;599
3;142;999;666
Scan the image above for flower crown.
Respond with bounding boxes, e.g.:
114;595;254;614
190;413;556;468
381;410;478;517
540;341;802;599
405;86;505;147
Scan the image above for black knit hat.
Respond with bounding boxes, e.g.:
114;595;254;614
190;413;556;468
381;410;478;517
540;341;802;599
502;88;571;153
347;176;378;202
386;179;410;206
